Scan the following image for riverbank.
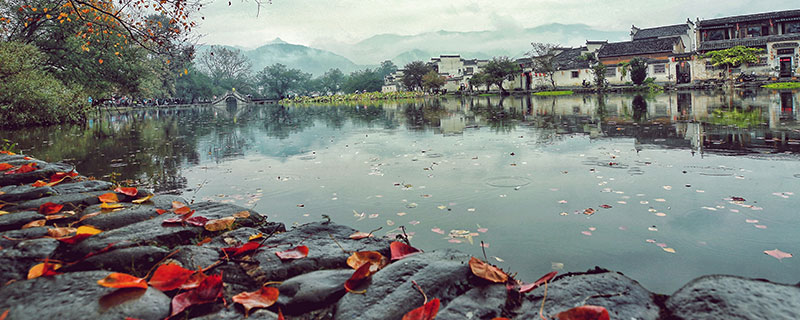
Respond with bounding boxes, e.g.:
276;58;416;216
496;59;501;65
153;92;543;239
0;154;798;319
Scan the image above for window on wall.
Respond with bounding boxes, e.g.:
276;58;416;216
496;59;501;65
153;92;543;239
786;22;800;34
571;71;580;78
604;67;616;77
746;26;762;37
653;64;666;74
705;29;727;41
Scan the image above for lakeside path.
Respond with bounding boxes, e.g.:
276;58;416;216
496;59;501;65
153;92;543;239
0;153;798;319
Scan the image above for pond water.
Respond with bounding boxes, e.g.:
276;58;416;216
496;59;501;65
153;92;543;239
3;90;799;294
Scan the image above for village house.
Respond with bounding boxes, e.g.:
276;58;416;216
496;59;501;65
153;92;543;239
694;9;800;80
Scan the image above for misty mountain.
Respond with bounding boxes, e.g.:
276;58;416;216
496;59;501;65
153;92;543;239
196;39;364;77
316;23;628;65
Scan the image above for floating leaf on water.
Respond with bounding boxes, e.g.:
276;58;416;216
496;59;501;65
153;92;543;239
467;208;476;212
764;249;793;261
431;228;445;234
648;226;658;232
493;256;504;262
663;186;672;190
662;247;676;253
754;224;767;229
655;212;666;217
583;208;595;216
581;231;592;236
437;205;447;210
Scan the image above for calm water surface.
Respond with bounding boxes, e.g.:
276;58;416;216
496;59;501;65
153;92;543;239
4;90;799;293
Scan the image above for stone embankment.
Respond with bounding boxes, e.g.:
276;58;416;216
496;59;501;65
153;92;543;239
0;154;798;319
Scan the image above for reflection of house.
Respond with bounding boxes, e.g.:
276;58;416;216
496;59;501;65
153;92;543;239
694;9;800;80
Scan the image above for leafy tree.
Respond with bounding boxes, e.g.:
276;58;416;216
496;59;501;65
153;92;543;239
468;72;487;92
483;57;520;94
257;63;310;99
592;63;607;89
402;61;431;91
629;57;648;85
199;46;253;90
529;43;561;89
319;68;345;94
378;60;398;79
0;42;85;127
705;46;763;81
175;64;216;103
422;70;446;92
343;68;383;93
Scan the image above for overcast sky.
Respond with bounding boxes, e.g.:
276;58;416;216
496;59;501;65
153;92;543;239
196;0;799;49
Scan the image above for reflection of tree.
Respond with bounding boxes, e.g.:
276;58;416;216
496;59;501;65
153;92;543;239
403;100;447;130
472;96;524;133
632;95;648;123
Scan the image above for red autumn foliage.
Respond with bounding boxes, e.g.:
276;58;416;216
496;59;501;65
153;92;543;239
114;187;138;196
275;245;309;261
97;272;148;289
180;270;209;290
57;233;93;244
155;209;168;215
390;241;421;260
519;271;558;293
469;257;508;283
344;262;373;293
402;298;440;320
555;305;610;320
222;241;264;257
277;308;285;320
171;274;223;316
232;286;280;315
0;163;13;171
148;264;195;291
4;163;37;175
98;192;119;203
38;202;64;215
49;171;78;182
185;216;209;227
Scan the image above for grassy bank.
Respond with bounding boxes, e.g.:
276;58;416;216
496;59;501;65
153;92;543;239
281;91;424;104
533;90;574;96
762;82;800;89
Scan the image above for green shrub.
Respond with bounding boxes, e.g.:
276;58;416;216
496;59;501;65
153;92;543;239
533;91;574;96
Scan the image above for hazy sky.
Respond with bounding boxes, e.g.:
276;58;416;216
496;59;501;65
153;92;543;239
196;0;799;49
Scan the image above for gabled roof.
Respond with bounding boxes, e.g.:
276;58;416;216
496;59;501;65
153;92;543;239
699;9;800;27
633;24;690;40
699;33;800;51
554;47;591;70
597;37;681;58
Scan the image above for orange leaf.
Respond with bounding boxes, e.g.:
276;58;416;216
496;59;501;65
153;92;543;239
233;210;250;218
155;209;168;215
204;216;235;231
97;272;148;289
402;298;439;320
346;251;387;272
174;205;192;215
114;187;138;196
38;202;63;215
76;225;102;235
390;241;421;260
275;245;309;260
4;163;37;174
0;309;8;320
0;163;12;171
232;286;279;316
196;237;211;246
22;219;46;229
32;180;48;187
132;194;153;204
149;264;195;291
555;305;610;320
172;201;188;210
49;171;78;182
98;58;103;64
469;257;508;283
519;271;558;293
27;261;62;279
98;192;119;203
344;262;372;293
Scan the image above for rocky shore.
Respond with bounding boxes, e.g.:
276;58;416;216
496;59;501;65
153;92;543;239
1;153;798;320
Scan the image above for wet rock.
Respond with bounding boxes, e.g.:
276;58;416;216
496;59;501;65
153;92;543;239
516;268;660;320
151;194;189;210
9;190;110;212
0;227;49;248
277;269;353;314
60;246;170;275
52;179;113;194
79;205;163;230
193;306;279;320
0;185;56;202
666;275;800;319
0;238;60;285
62;201;267;258
437;284;508;320
246;222;390;282
335;249;473;320
0;270;170;320
171;245;221;270
0;211;45;232
0;161;73;186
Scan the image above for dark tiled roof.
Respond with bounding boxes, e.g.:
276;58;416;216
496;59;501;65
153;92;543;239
554;47;590;70
699;9;800;27
597;37;681;58
699;33;800;51
633;24;690;40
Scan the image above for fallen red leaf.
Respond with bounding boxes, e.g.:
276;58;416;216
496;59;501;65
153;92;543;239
171;274;223;316
38;202;64;215
185;216;209;227
232;286;279;316
98;192;119;203
180;270;209;290
114;187;138;196
344;262;373;293
0;163;13;171
4;163;37;175
469;256;508;283
519;271;558;293
555;305;610;320
22;219;46;229
97;272;148;289
275;245;309;260
57;233;93;244
155;209;168;215
222;241;264;257
49;171;78;182
0;309;8;320
583;208;595;215
32;180;48;187
149;264;195;291
390;241;421;260
196;237;212;246
346;251;387;272
402;298;440;320
27;260;62;279
599;204;612;209
277;308;285;320
174;206;193;215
